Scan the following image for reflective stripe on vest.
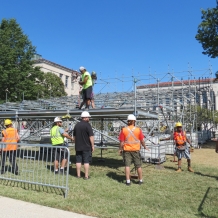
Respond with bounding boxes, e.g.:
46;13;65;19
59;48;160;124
2;128;18;151
123;126;141;151
50;126;64;145
125;127;140;144
174;131;186;145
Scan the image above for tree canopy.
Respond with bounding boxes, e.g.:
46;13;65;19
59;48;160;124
196;7;218;58
41;72;67;98
0;18;67;102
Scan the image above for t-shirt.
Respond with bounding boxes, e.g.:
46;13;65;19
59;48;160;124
73;120;94;151
59;127;64;135
82;71;92;89
119;127;144;141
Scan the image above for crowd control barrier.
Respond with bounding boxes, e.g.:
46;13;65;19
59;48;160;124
0;143;70;198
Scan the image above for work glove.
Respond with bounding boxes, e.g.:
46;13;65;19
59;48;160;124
62;114;71;119
190;145;194;152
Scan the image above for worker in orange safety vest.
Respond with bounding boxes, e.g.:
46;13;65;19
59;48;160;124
119;114;148;186
1;119;20;175
174;122;194;172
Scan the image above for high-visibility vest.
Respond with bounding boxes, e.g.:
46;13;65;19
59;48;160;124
82;71;92;89
122;126;141;151
50;126;64;145
2;127;18;151
174;131;186;146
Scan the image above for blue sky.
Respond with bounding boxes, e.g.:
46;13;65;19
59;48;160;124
0;0;218;93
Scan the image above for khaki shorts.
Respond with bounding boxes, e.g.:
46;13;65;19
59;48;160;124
123;151;142;168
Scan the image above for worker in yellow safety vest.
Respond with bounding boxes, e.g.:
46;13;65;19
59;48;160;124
50;117;74;174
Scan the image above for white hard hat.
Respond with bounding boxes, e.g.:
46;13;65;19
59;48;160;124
81;111;91;118
127;114;136;121
79;66;85;71
54;117;62;122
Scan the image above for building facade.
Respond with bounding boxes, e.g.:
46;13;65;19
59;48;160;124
137;78;217;111
33;55;80;96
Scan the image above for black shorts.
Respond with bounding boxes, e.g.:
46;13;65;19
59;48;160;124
82;86;92;100
76;150;92;164
52;145;69;162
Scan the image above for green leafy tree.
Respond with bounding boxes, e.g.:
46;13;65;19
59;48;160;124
196;7;218;58
41;72;67;98
184;105;218;131
0;18;44;101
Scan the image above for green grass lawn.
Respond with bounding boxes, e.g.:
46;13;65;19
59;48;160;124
0;147;217;218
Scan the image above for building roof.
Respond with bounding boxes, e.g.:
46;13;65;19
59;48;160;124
137;78;216;89
33;58;80;76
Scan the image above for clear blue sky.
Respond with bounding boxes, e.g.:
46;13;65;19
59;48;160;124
1;0;218;93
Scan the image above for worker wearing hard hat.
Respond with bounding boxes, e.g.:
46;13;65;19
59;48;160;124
73;111;94;180
174;122;194;172
78;66;93;110
90;71;97;109
1;119;20;175
50;117;74;174
119;114;148;186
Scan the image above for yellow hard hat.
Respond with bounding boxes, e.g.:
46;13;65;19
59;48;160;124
4;119;12;126
175;122;182;127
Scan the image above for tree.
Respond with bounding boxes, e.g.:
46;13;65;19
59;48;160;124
0;18;44;101
40;72;67;98
196;7;218;58
184;105;218;131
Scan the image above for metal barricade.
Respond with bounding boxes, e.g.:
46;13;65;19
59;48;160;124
0;142;70;198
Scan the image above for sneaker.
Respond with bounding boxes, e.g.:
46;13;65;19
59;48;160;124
175;168;182;172
83;176;90;180
188;167;194;173
126;182;131;186
138;181;143;185
54;170;59;174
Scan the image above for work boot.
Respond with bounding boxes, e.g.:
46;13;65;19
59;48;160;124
188;167;194;172
175;168;182;172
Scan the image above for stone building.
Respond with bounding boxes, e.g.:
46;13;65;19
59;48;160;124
33;54;80;96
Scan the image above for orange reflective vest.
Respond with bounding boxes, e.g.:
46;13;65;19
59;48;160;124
2;127;18;151
122;126;141;151
174;131;186;146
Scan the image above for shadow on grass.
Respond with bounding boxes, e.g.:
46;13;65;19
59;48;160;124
106;172;125;183
194;172;218;180
196;187;218;218
0;179;64;196
163;166;177;171
91;156;123;168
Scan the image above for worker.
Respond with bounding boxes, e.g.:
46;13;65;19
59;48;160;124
50;117;74;174
119;114;148;186
73;111;94;180
174;122;194;172
1;119;20;175
90;71;97;109
78;66;93;110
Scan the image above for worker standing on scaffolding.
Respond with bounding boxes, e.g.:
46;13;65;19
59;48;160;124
174;122;194;172
90;71;97;109
119;114;147;186
78;66;93;110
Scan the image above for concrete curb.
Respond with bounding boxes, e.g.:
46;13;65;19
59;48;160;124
0;196;96;218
